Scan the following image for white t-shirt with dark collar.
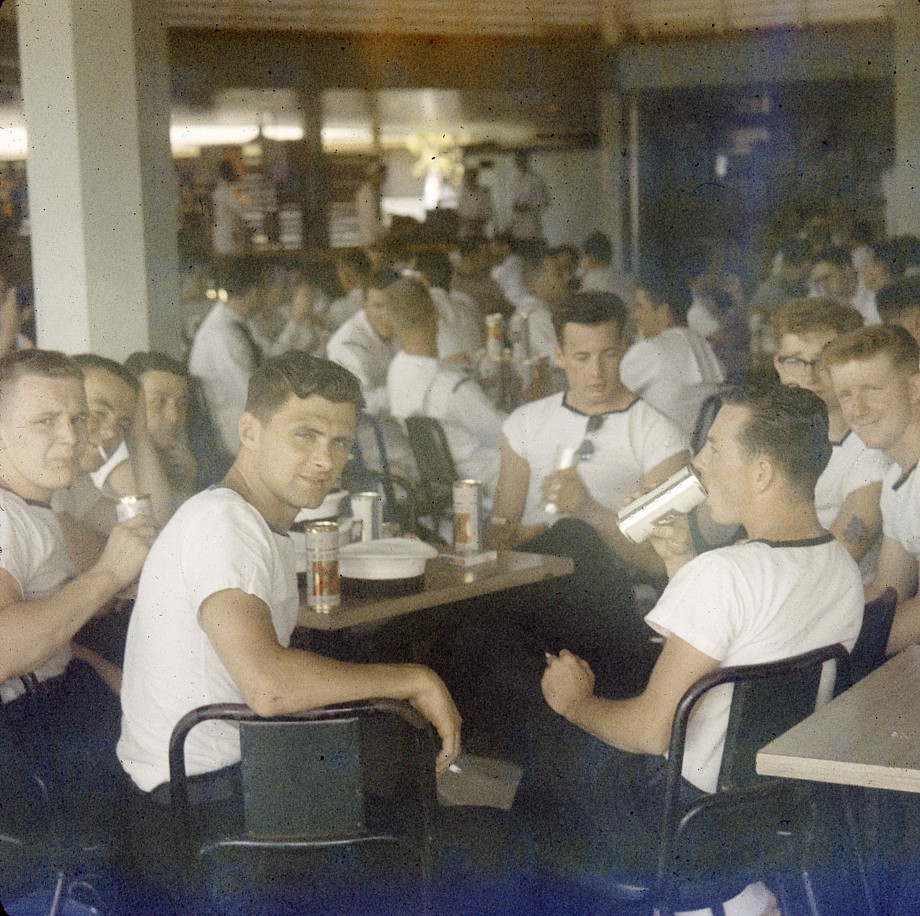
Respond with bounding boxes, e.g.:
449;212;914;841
118;487;298;792
0;488;75;703
646;533;862;793
502;393;687;527
881;461;920;557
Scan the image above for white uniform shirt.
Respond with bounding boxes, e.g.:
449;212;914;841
510;294;558;360
118;488;299;792
431;287;483;362
815;432;891;530
619;327;725;437
211;180;248;255
510;169;549;240
491;255;528;304
188;302;258;453
503;394;687;527
0;489;75;703
880;463;920;557
687;294;722;339
326;310;397;415
580;266;635;304
387;352;505;496
326;288;364;332
647;535;862;792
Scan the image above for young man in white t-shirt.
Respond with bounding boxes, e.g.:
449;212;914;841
487;291;688;579
771;298;889;571
534;384;862;909
0;350;156;811
823;325;920;654
118;352;460;799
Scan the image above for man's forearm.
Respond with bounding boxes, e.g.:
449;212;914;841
564;692;669;756
579;500;666;579
0;565;125;682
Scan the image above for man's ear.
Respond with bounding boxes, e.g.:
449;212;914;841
237;411;261;450
553;345;565;370
752;454;776;494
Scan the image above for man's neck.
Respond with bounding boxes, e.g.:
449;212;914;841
827;406;848;443
221;463;296;532
741;496;826;543
565;383;634;416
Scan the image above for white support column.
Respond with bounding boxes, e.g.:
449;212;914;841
598;91;628;274
891;0;920;236
17;0;179;357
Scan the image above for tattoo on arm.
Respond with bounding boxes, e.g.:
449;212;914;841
843;516;869;546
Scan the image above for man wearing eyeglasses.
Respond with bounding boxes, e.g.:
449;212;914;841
771;298;889;575
486;292;688;579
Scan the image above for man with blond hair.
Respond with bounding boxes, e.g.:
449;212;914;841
824;325;920;654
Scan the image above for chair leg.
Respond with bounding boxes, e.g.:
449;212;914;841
47;868;66;916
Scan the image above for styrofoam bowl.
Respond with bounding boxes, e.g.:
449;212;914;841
339;538;438;581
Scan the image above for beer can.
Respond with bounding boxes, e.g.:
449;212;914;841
453;480;483;554
544;447;578;515
116;494;153;522
305;521;341;612
350;491;382;543
485;313;504;361
616;465;707;544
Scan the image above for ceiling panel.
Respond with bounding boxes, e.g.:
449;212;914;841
162;0;891;38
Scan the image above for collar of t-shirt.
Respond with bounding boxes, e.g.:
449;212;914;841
561;393;638;419
893;462;918;492
207;484;291;537
747;532;835;549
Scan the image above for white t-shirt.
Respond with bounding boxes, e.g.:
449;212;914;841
326;310;397;415
0;488;74;703
387;352;505;496
619;327;725;437
431;286;483;362
687;295;722;339
188;302;257;453
502;394;687;527
646;534;863;793
880;462;920;557
815;432;891;530
118;488;299;792
510;294;558;360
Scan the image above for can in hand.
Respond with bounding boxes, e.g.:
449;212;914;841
485;313;504;361
616;465;707;544
116;494;153;522
453;479;483;554
305;521;341;612
350;491;382;542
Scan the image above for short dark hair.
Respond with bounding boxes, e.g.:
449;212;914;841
71;353;140;392
869;240;905;280
0;349;84;412
637;270;691;326
813;244;853;269
582;231;612;266
779;238;812;268
245;352;363;422
124;351;188;379
365;267;400;292
877;276;920;323
551;292;627;344
414;249;453;290
217;257;267;299
822;324;920;375
894;234;920;272
722;383;831;497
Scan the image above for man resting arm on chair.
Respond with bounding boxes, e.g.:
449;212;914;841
118;352;460;801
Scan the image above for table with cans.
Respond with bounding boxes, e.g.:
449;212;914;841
297;549;574;632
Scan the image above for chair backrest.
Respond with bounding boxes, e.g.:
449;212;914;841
169;699;437;847
657;644;851;908
404;416;457;522
840;587;897;691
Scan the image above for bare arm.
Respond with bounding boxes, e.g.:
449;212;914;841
484;438;548;549
199;589;462;774
0;515;156;682
829;482;883;564
870;536;920;654
541;636;719;755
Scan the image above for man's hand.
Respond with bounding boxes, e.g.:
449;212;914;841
407;667;462;775
542;466;592;518
541;649;595;719
649;512;696;578
95;514;157;591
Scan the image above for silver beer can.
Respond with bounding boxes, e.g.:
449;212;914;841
305;521;341;612
116;494;153;522
616;465;707;544
452;480;483;554
350;491;382;542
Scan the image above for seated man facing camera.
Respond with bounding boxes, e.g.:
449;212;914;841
118;352;460;801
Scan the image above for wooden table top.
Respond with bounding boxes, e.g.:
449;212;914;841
757;645;920;794
297;550;573;632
